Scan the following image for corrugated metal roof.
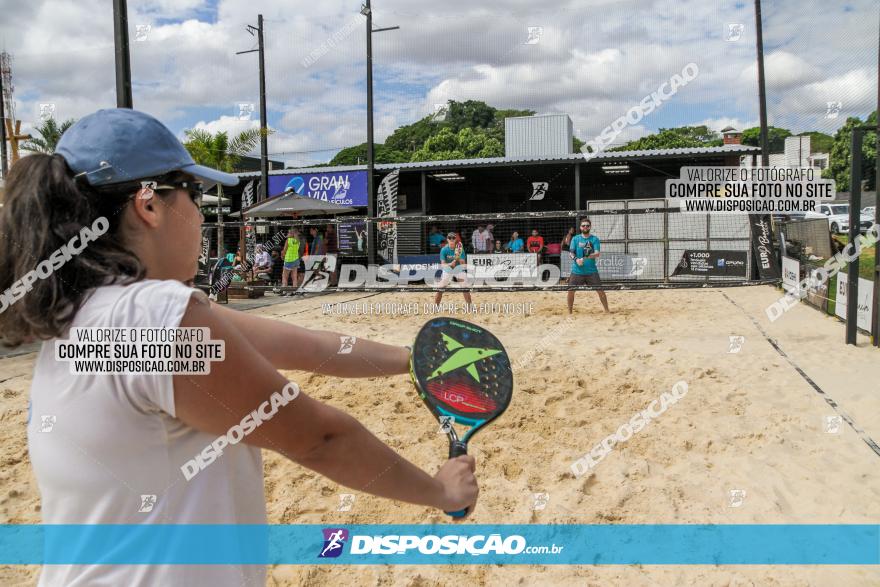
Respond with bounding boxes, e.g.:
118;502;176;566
235;144;760;178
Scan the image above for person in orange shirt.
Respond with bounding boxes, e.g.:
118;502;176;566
526;229;544;255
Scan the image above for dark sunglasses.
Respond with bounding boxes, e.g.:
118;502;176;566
153;181;204;207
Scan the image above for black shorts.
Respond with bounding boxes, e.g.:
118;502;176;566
569;273;601;286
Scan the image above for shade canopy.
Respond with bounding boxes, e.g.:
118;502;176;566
242;190;357;218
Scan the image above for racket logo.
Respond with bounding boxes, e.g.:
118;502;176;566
318;528;349;558
443;391;465;403
427;333;502;383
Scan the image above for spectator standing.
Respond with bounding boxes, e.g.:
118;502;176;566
471;224;491;253
526;229;545;254
562;227;575;250
309;227;326;256
506;231;524;253
428;226;444;251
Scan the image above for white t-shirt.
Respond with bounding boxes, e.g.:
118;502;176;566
471;229;490;252
28;279;266;586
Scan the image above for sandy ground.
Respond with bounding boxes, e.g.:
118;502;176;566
2;285;880;586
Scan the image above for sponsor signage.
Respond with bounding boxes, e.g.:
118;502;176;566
267;171;368;207
781;256;800;294
835;273;874;332
672;250;748;277
469;253;537;279
749;215;780;279
376;170;401;263
397;254;443;281
196;227;214;285
561;251;647;279
338;222;367;255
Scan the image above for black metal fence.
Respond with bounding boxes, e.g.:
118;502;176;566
196;201;775;294
776;217;877;333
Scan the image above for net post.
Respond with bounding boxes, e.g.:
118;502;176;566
846;128;863;345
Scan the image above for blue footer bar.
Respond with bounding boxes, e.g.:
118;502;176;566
1;524;878;565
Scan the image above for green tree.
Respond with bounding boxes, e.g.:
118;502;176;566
183;128;265;172
411;127;502;161
796;131;834;154
327;143;411;166
182;128;266;202
444;100;497;132
741;126;792;153
615;126;722;151
327;101;534;165
329;143;375;166
383;116;441;154
823;112;877;192
21;118;76;153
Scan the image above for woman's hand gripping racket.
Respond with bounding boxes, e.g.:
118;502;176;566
454;240;464;264
409;318;513;518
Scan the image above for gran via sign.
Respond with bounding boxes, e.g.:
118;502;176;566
267;170;368;206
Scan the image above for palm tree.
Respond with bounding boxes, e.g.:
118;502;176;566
182;127;264;174
182;127;268;232
22;118;76;153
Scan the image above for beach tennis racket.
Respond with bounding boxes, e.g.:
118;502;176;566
409;318;513;518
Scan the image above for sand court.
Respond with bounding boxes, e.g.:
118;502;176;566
2;284;879;586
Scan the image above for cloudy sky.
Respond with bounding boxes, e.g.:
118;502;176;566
1;0;877;166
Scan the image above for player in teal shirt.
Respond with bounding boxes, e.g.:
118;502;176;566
567;218;609;313
435;232;473;305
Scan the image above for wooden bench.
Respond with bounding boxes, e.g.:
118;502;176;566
226;281;266;299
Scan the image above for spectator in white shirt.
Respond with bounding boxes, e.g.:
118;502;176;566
471;224;491;253
254;245;272;280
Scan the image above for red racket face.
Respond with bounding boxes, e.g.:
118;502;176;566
426;374;498;415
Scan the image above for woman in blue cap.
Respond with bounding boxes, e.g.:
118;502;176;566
0;109;477;585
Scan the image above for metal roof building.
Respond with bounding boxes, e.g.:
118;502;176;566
233;144;761;216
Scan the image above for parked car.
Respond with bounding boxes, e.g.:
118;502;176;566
772;211;807;223
862;206;875;218
804;203;873;234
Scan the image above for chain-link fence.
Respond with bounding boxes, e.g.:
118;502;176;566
776;217;877;332
195;200;774;296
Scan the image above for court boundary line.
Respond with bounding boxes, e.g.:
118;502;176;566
720;291;880;459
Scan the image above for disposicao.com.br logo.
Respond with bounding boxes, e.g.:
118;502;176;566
318;528;563;558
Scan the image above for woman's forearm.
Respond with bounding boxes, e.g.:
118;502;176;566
298;410;446;509
303;331;410;377
211;304;410;376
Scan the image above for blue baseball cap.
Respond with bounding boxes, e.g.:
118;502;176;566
56;108;239;188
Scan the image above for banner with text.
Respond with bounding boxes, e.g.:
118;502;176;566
470;253;538;279
267;171;368;207
835;273;874;332
672;250;748;277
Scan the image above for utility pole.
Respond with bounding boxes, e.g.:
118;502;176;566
873;6;880;347
0;64;7;179
754;0;769;167
257;15;268;202
847;128;864;346
361;0;398;264
112;0;133;107
237;15;269;202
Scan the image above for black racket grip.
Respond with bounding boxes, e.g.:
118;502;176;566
449;441;467;459
445;441;469;519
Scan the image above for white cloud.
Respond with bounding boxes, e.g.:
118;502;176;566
1;0;876;166
738;51;822;92
696;117;759;133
